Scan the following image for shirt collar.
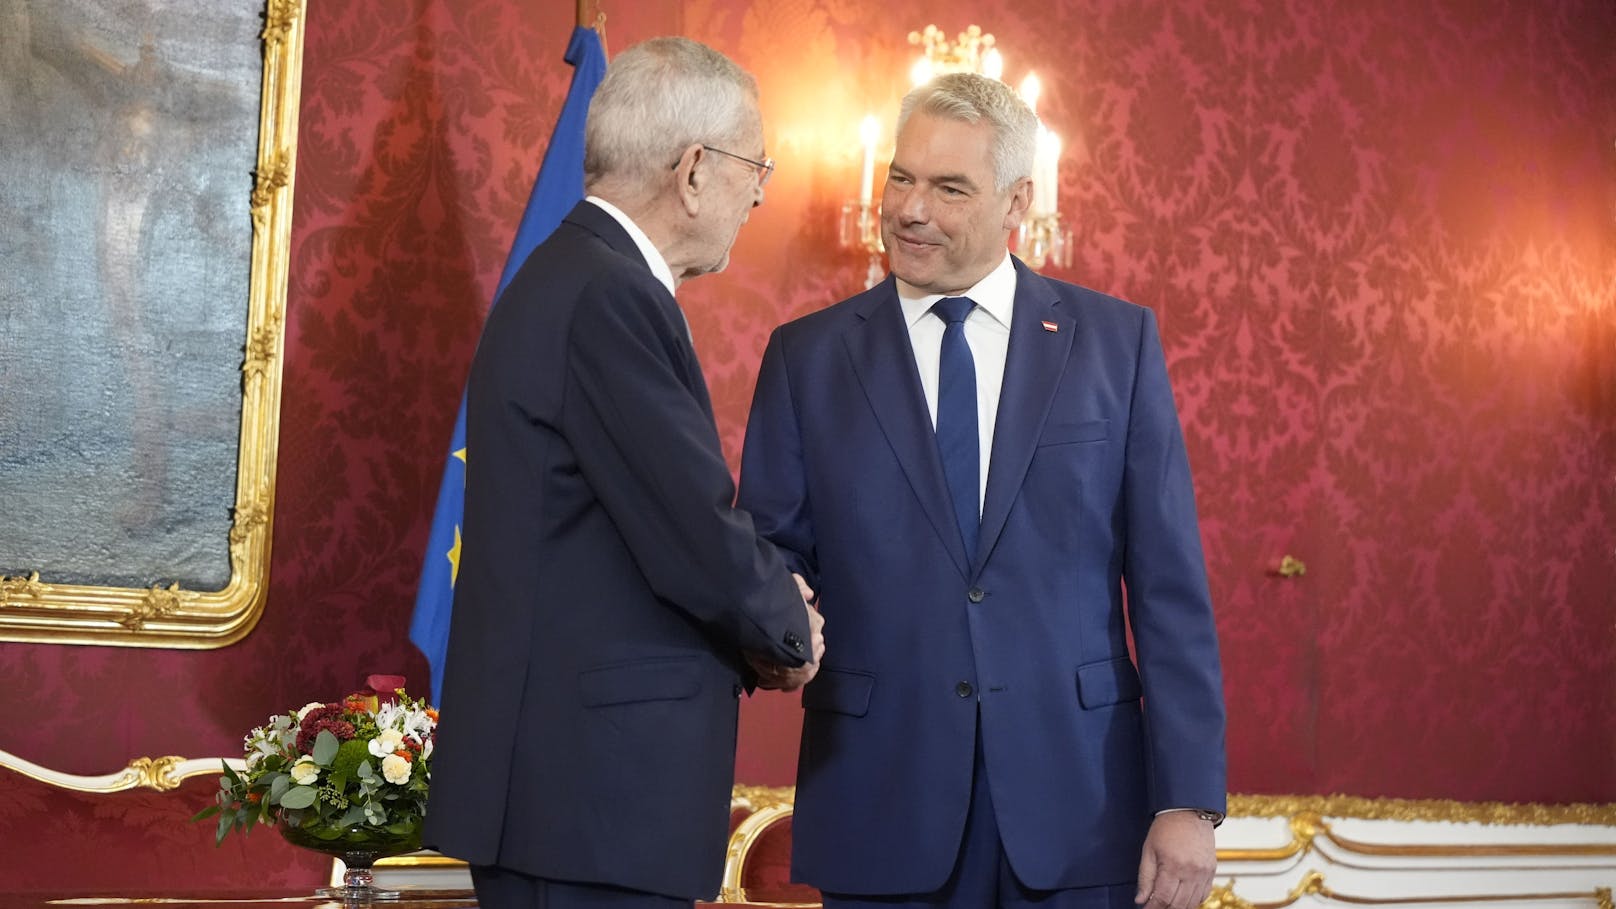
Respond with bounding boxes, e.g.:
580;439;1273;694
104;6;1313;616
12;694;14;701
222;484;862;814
585;195;676;297
897;252;1016;330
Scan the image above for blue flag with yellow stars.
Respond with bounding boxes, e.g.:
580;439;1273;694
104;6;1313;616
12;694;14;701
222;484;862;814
410;26;608;706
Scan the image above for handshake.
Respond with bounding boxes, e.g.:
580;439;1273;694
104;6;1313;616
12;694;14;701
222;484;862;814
748;573;826;693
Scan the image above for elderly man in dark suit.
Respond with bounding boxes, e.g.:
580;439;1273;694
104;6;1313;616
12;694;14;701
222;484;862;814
424;36;823;909
739;73;1226;909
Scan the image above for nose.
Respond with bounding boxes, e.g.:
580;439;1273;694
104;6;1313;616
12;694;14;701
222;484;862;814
893;185;926;225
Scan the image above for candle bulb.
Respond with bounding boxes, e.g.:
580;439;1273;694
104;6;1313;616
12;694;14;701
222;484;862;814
1020;72;1041;116
982;48;1004;81
859;115;880;206
1031;122;1051;217
910;57;932;87
1046;131;1062;218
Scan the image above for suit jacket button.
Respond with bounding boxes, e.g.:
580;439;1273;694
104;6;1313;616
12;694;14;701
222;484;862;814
784;631;804;652
955;681;974;698
967;587;985;603
732;683;744;698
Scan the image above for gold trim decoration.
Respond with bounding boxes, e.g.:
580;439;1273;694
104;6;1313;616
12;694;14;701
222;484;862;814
0;0;305;648
720;802;802;905
1229;869;1610;909
732;783;797;815
0;747;244;794
1203;883;1258;909
1230;793;1616;827
1222;809;1616;863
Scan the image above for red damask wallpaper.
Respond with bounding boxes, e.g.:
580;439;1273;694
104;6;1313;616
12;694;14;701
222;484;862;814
1;0;1612;890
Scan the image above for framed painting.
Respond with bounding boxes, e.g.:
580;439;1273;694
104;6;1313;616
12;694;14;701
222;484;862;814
0;0;304;646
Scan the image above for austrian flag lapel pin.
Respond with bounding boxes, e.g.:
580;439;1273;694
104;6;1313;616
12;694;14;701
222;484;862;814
1041;320;1059;332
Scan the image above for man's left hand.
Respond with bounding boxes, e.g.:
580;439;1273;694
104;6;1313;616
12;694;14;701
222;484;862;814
746;651;818;691
1134;811;1216;909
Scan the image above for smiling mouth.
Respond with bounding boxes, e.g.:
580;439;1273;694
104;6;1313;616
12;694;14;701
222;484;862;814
892;234;938;250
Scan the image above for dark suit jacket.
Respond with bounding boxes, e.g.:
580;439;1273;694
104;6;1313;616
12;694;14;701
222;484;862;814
423;200;812;900
737;259;1227;895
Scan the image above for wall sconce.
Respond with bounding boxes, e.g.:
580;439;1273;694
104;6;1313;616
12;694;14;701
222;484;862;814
839;114;886;289
1017;72;1073;271
840;24;1071;286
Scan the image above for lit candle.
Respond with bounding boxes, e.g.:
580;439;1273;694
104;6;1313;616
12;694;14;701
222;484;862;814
982;48;1003;81
859;115;879;205
1045;131;1062;217
1032;123;1061;217
1019;72;1041;116
910;57;933;87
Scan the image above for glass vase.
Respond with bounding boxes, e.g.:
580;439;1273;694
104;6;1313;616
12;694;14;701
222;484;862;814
278;817;424;901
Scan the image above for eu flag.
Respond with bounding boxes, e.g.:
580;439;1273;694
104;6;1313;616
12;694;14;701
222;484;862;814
410;26;608;705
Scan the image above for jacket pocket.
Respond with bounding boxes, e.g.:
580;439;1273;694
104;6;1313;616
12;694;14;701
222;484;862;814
802;668;876;717
578;656;704;707
1038;418;1109;447
1075;656;1142;709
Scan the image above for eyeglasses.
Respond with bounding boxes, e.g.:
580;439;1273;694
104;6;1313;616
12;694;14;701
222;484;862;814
699;144;775;187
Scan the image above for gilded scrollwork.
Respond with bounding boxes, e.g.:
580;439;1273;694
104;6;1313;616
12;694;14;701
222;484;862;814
116;582;190;631
0;571;49;605
249;150;292;227
260;0;301;47
1229;793;1616;827
1201;883;1257;909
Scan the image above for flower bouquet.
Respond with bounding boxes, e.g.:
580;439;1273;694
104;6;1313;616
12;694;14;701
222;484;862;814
194;675;437;900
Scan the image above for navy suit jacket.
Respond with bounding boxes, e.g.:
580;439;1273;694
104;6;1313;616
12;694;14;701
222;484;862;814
738;260;1227;894
423;201;812;900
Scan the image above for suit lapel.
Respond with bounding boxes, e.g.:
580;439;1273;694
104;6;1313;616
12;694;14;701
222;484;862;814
976;261;1077;574
844;282;972;577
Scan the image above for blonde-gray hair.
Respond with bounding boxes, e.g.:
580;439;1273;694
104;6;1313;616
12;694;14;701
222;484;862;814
584;37;759;185
897;72;1037;192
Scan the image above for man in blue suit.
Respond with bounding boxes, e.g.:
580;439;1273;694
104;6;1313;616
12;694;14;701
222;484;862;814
425;38;824;909
738;73;1226;909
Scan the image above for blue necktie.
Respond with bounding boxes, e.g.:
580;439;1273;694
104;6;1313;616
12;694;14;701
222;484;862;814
932;296;979;559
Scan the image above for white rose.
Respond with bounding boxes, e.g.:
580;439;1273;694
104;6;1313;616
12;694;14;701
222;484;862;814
381;754;412;785
290;756;321;786
368;728;405;757
295;702;325;721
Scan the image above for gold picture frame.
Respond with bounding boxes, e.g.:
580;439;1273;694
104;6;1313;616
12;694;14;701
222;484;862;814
0;0;304;647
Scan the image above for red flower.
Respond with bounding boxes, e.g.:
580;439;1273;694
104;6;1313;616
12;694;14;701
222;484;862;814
295;704;356;753
363;674;408;706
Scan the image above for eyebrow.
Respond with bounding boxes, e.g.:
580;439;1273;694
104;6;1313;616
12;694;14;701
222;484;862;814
889;163;978;190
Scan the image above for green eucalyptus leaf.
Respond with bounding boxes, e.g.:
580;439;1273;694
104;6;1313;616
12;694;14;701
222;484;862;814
280;785;319;810
269;774;291;803
313;730;340;765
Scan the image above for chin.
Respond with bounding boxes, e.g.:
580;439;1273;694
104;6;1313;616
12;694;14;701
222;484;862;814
888;261;937;292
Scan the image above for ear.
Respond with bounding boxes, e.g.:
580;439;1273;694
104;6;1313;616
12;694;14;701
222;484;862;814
672;143;706;216
1002;177;1033;231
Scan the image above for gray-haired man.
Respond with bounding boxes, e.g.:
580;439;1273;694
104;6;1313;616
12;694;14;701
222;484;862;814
424;36;824;909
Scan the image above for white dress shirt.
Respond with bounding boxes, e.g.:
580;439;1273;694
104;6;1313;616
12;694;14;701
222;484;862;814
898;252;1016;516
586;195;676;297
